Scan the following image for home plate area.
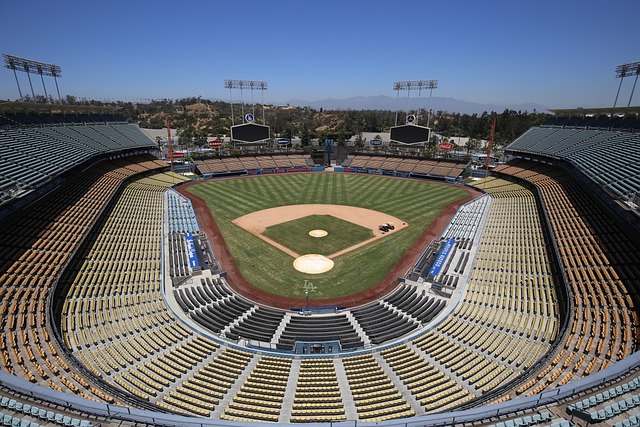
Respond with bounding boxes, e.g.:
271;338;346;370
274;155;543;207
293;254;334;274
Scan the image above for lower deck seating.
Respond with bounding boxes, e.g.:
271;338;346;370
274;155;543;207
493;160;640;393
0;155;165;401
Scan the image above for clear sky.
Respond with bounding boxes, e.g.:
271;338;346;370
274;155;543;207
1;0;639;109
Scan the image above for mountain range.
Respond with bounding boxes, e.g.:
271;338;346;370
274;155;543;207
276;95;549;115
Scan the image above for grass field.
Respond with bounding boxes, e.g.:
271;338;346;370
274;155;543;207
187;173;468;299
263;214;374;256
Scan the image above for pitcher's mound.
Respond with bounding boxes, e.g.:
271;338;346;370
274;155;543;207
293;254;334;274
309;229;328;238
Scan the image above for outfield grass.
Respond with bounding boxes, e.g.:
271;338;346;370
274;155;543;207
187;173;468;300
263;214;374;256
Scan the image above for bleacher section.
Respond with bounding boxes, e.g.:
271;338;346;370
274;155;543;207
195;154;312;176
345;155;466;179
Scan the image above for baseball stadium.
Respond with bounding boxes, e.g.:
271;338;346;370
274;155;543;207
0;96;640;427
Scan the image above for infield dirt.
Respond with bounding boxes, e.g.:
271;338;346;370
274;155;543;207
232;204;407;259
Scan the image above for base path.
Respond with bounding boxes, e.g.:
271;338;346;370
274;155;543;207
177;176;482;309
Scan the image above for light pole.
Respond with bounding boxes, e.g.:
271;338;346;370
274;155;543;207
305;290;309;313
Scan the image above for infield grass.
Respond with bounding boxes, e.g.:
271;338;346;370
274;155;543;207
186;173;468;300
263;214;374;256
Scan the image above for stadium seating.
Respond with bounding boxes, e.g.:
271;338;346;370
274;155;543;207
1;110;640;426
195;154;311;176
507;127;640;200
492;159;639;393
345;155;466;179
0;118;156;200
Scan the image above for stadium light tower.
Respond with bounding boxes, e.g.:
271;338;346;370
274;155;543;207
392;79;438;127
224;79;268;126
613;61;640;108
3;53;62;103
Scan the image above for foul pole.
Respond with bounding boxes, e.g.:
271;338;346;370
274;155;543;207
166;117;174;175
485;119;496;178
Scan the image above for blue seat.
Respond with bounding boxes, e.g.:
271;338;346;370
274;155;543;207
592;410;606;422
79;421;92;427
522;415;533;425
62;416;71;426
29;407;39;417
54;414;63;424
37;409;47;420
2;415;12;427
605;405;615;418
7;399;16;410
13;402;22;412
625;397;634;408
630;415;639;426
46;412;55;422
21;404;30;414
619;400;628;412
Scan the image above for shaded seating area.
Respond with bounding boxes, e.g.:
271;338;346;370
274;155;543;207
225;306;285;342
277;315;363;351
0;115;157;202
507;127;640;200
350;285;446;345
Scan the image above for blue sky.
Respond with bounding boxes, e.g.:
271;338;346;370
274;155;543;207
1;0;639;109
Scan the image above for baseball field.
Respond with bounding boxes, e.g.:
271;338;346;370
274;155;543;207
185;173;469;300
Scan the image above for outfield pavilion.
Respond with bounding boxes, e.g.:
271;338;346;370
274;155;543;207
0;101;639;427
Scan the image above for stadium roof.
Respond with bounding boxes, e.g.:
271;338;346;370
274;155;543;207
548;105;640;116
0;100;120;114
